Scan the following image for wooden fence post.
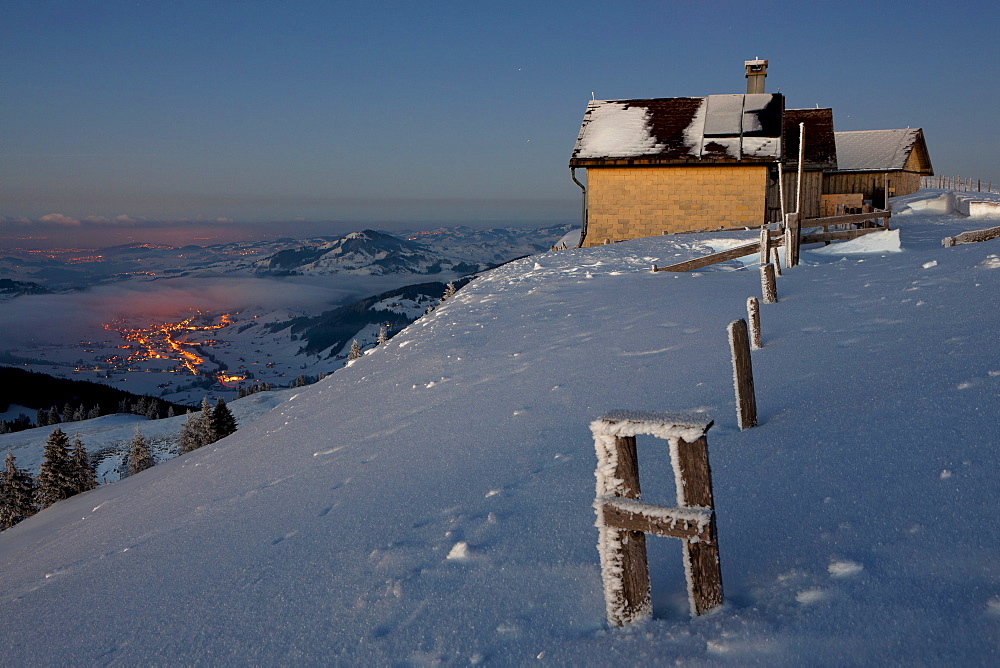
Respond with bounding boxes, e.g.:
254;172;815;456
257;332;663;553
728;319;757;429
784;213;801;268
747;297;762;350
759;225;771;266
760;263;777;304
591;412;721;624
771;246;782;276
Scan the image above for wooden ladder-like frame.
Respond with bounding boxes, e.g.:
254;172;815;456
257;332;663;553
591;411;722;625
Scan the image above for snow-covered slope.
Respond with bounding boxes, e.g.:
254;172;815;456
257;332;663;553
0;191;997;664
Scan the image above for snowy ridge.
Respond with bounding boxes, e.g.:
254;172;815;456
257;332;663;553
0;190;998;663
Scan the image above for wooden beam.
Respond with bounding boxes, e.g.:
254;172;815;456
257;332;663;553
601;499;713;541
942;225;1000;247
806;210;891;228
654;242;760;272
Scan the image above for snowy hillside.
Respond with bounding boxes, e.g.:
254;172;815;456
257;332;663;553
0;190;997;664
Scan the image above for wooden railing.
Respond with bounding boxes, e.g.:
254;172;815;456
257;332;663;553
652;210;891;273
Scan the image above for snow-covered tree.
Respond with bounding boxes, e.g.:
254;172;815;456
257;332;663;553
70;436;97;494
47;406;60;425
442;281;457;300
376;324;389;345
178;410;202;454
35;428;75;509
210;398;238;440
195;397;218;446
126;426;155;477
87;405;101;420
61;403;75;423
348;339;363;360
35;408;47;428
0;452;36;530
145;400;159;420
72;404;86;422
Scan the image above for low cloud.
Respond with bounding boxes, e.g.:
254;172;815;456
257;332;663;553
38;213;81;226
0;274;406;349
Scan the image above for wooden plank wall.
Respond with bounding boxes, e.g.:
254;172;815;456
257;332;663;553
774;171;823;219
823;171;922;203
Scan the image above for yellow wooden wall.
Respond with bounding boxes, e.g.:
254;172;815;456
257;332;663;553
582;165;768;246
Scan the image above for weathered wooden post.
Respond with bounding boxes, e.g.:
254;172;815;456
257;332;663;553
591;412;721;625
728;319;757;429
760;263;777;304
771;246;782;276
747;297;762;350
759;225;771;266
784;212;801;268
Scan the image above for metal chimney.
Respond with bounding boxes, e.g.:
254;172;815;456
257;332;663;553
745;58;768;94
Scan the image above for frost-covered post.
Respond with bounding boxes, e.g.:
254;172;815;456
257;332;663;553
591;411;722;625
760;263;777;304
747;297;762;350
759;225;770;266
728;319;757;429
784;213;801;268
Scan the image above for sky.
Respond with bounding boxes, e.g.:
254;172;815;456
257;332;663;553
2;0;998;247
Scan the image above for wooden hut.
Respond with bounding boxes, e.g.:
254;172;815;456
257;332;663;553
823;129;933;207
569;93;785;246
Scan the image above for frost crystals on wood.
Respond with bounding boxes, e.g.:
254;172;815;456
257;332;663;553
728;319;757;429
591;412;722;625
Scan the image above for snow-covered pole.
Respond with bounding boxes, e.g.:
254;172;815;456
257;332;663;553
759;225;771;266
795;122;805;217
747;297;762;350
728;319;758;429
760;263;777;304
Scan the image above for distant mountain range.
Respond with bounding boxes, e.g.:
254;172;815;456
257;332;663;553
251;225;574;277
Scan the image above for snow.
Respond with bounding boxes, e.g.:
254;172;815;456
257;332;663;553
0;190;998;663
575;102;665;159
807;228;901;256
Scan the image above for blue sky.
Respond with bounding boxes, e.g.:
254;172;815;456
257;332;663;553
2;0;998;241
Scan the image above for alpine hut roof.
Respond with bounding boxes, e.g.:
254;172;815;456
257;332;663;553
784;108;837;170
569;93;784;167
833;129;933;174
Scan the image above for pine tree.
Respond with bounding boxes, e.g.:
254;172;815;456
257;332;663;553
178;410;202;454
70;436;97;494
166;406;176;419
0;451;37;530
72;404;86;422
210;398;238;440
126;426;155;477
442;281;457;300
145;400;159;420
348;339;363;360
195;397;218;447
35;428;75;509
87;405;101;420
36;408;48;428
61;403;75;423
48;406;60;425
376;324;389;345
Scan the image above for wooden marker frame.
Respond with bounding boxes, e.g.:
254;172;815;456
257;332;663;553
591;412;722;625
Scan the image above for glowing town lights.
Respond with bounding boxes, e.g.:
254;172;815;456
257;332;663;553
103;312;238;380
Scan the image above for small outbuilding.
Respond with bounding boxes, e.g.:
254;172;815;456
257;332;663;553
823;129;933;207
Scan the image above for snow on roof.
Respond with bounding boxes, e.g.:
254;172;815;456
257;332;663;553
571;94;783;165
572;102;666;159
834;128;924;172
